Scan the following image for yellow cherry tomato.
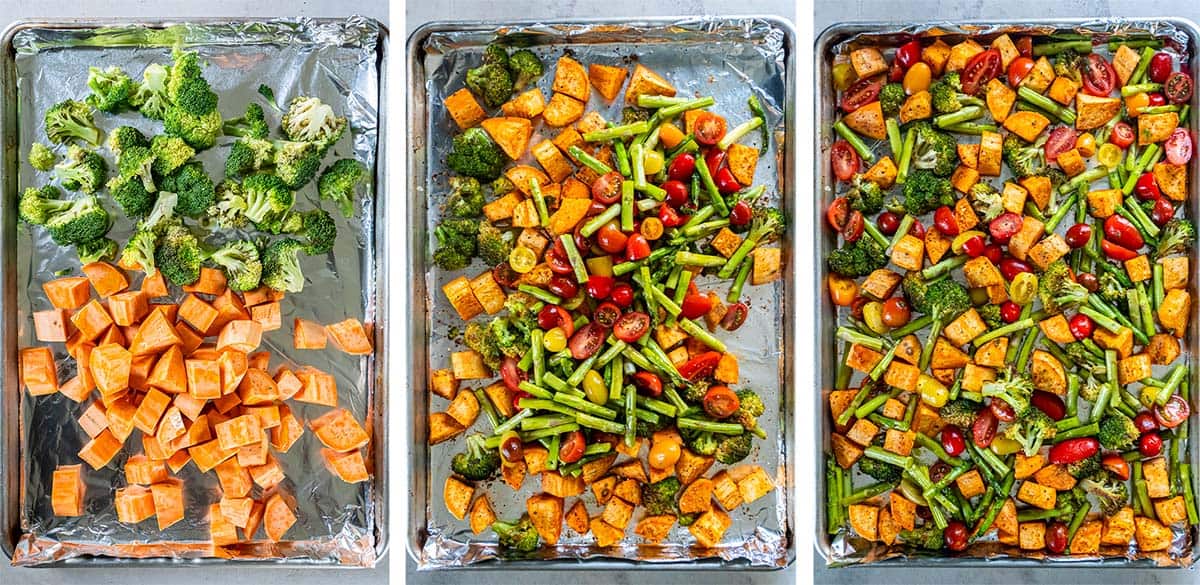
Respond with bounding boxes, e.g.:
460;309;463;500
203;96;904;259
1010;272;1039;306
863;301;888;334
918;374;949;408
832;62;857;91
1075;132;1097;157
1097;143;1123;168
640;217;664;240
543;327;567;353
903;62;932;95
990;437;1022;456
951;230;986;254
643;149;665;175
508;245;537;273
648;440;682;470
582;369;607;405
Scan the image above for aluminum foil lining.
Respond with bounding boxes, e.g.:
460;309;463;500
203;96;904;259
9;17;382;567
415;18;791;569
820;21;1197;568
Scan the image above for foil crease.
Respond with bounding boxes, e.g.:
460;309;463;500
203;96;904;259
412;18;793;569
7;17;383;567
818;21;1198;568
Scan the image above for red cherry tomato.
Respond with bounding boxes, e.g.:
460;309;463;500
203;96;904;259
1102;453;1131;481
888;60;906;83
499;356;526;392
680;293;714;320
895;40;923;70
586;275;614;300
610;282;634;308
1164;71;1194;104
1109;122;1135;148
877;211;901;235
831;140;861;182
662;179;690;207
1064;223;1092;248
537;305;575;337
880;297;911;328
1049;437;1100;465
559;431;586;464
1077;272;1099;292
1133;411;1159;434
990;400;1016;423
1104;215;1144;249
721;302;749;330
1082;53;1117;96
972;407;998;448
1165;128;1193;165
693;112;727;145
1046;522;1068;554
944;521;969;552
492;263;521;288
1154;395;1191;428
826;197;852;231
1000;301;1021;323
962;235;986;258
962;49;1002;96
1101;238;1138;261
933;206;959;236
1044;126;1079;163
982;244;1003;264
1138;432;1163;457
1135;172;1162;200
592;171;624;204
999;257;1033;281
632;371;663;398
989;212;1023;244
593;301;621;328
1148;52;1173;84
941;425;966;457
842;210;865;243
1146;92;1167;108
840;76;884;113
1151;197;1175;226
546;245;574;275
907;220;926;240
625;233;651;261
1008;56;1035;87
678;351;722;381
511;390;532;411
568;322;606;360
1068;313;1094;341
704;148;727;175
667;152;696;181
596;222;629;254
1016;36;1034;59
702;385;740;419
547;275;579;299
730;200;752;226
613;311;650;342
1031;391;1067;421
714;167;740;194
658;204;687;228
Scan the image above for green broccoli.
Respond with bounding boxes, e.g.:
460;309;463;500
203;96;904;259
929;77;963;113
280;96;346;153
118;145;157;193
107;174;156;217
900;523;945;550
1003;407;1057;456
978;303;1003;329
902;169;955;216
491;175;516;197
846;174;886;215
55;145;108;194
492;516;539;553
150;135;195;177
482;44;510;68
295;209;338;255
28;143;56;171
451;433;501;481
132;63;170;120
1037;166;1069;191
85;66;136;113
208;240;263;292
508;49;544;91
46;195;111;246
982;368;1035;415
859;435;903;482
446;176;485;218
44;99;101;146
938;398;981;428
317;158;368;218
205;180;249;229
1053;50;1084;84
120;226;159;275
477;222;513;266
714;433;753;464
142;188;179;233
1154;218;1195;260
1038;259;1088;314
622;106;651;125
463;321;503;370
225;137;275;178
909;122;958;177
968;181;1004;223
682;429;719;456
642;477;682;516
489;316;530;359
827;236;887;278
272;140;322;189
18;185;71;225
941;71;962;92
223;102;269;139
901;270;930;314
242;173;294;225
466;56;514;108
919;280;971;368
447;128;507;181
1080;471;1130;516
162;51;221;149
733;389;766;433
1065;454;1101;479
1002;133;1045;178
1098;412;1139;451
166;49;204;101
261;238;306;293
164;105;222;150
160;162;215;218
76;237;118;264
257;84;282;113
154;223;204;285
106;126;149;157
256;210;303;235
880;83;906;117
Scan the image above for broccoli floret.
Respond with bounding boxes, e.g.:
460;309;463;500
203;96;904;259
261;238;306;293
436;217;480;256
451;433;501;481
280;96;346;152
902;169;954;216
166;49;204;99
508;49;544;91
28;143;56;171
938;399;981;428
85;66;136;113
491;175;516;198
447;128;507;181
242;173;294;225
107;175;156;217
982;368;1035;414
859;436;903;482
76;237;118;264
1003;407;1057;456
1065;454;1101;479
160;162;214;218
745;206;787;247
492;516;539;553
846;175;886;215
910;122;958;177
682;381;710;404
208;240;263;292
978;303;1003;329
223;102;269;139
489;316;530;359
1154;218;1195;260
17;185;71;225
622;106;651;125
900;523;945;550
641;477;682;516
880;83;906;117
715;433;753;464
162;51;221;149
295;209;338;255
733;389;766;432
1080;471;1130;516
132;63;170;120
118;145;157;193
1096;271;1128;312
1098;412;1139;451
930;78;962;114
1002;134;1045;179
154;223;203;285
272;140;322;189
1054;50;1084;84
225;137;275;178
164;105;222;150
45;195;110;246
968;181;1004;223
204;180;249;229
941;71;962;92
106;126;149;157
257;84;282;112
466;60;514;108
463;321;503;370
827;236;887;278
120;226;159;275
1038;166;1069;191
317;158;368;218
682;429;719;456
481;44;510;67
142;190;178;232
55;145;107;194
901;271;930;314
446;176;486;218
150;135;195;177
44;99;101;146
477;222;513;267
1079;378;1104;403
1038;259;1088;314
433;246;471;272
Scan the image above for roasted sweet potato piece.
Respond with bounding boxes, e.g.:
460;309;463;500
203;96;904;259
322;448;369;483
527;493;565;545
44;276;92;309
325;318;373;355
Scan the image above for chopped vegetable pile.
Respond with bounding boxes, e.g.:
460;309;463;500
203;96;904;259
826;32;1196;557
432;44;783;552
18;49;374;548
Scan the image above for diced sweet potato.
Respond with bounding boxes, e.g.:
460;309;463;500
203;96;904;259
500;88;546;119
543;93;585;127
444;87;487;129
624;63;675;104
293;366;338;406
44;276;92;309
114;485;155;524
20;346;59;396
71;299;113;342
82;262;129;298
185;358;221;400
263;492;296;542
322;448;369;483
51;464;86;517
310;408;370;452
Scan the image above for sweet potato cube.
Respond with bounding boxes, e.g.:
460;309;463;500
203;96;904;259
602;497;635;531
232;368;276;407
60;370;95;403
20;346;59;396
311;408;370;452
124;454;168;485
293;318;328;350
139;271;168;298
189;438;235;473
215;414;263;451
322;448;369;484
183;358;220;400
736;466;775;504
1019;521;1046;550
325;318;372;355
450;350;490;379
262;492;296;542
179;294;218;333
132;388;171;435
33;309;74;342
217;350;248;396
79;429;122;469
588;63;628;101
51;464;86;517
219;496;254;529
214;320;261;353
114;485;155;524
625;63;675;104
214;457;254;498
181;267;226;296
88;343;131;397
82;262;129;298
443;87;487;129
144;346;186;395
275;368;304;401
751;247;782;285
293;366;337;406
527;493;565;545
443;476;474;521
1017;480;1057;510
44;276;92;309
71;299;113;341
107;291;149;327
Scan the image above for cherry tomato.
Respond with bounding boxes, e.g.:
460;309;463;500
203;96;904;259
1000;301;1021;323
831;140;861;182
1081;53;1117;96
667;152;696;181
591;171;624;204
1068;313;1094;341
680;293;714;320
1102;453;1131;481
1133;411;1159;434
990;400;1016;423
1017;36;1034;59
999;257;1033;281
941;425;966;457
840;76;884;113
658;204;687;228
492;263;521;288
546;245;574;275
842;210;865;243
592;302;621;329
1031;391;1067;421
610;283;635;308
625;233;651;261
1164;71;1194;104
596;222;629;254
648;440;681;470
693;112;727;145
1105;215;1144;249
982;244;1003;264
1154;395;1191;428
944;521;969;552
1008;56;1035;87
1148;52;1174;84
1101;238;1138;261
1044;126;1079;163
962;49;1002;96
961;235;986;258
1064;223;1092;248
1165;128;1193;165
826;197;852;231
537;305;574;337
1151;197;1175;226
559;431;586;464
1109;121;1135;148
880;297;911;328
907;220;926;240
1077;271;1099;292
730;200;752;226
1138;432;1163;457
499;356;526;392
849;296;869;321
662;179;690;207
989;212;1023;244
888;60;906;83
500;431;525;463
678;351;722;381
702;385;740;419
1134;172;1162;201
612;310;650;342
972;407;998;448
721;302;749;330
877;211;901;235
1046;522;1068;554
1049;437;1099;465
704;147;727;175
585;275;614;300
1147;92;1167;108
547;275;579;299
632;371;663;398
715;167;741;194
568;322;606;360
933;206;959;236
895;40;923;70
511;390;532;411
